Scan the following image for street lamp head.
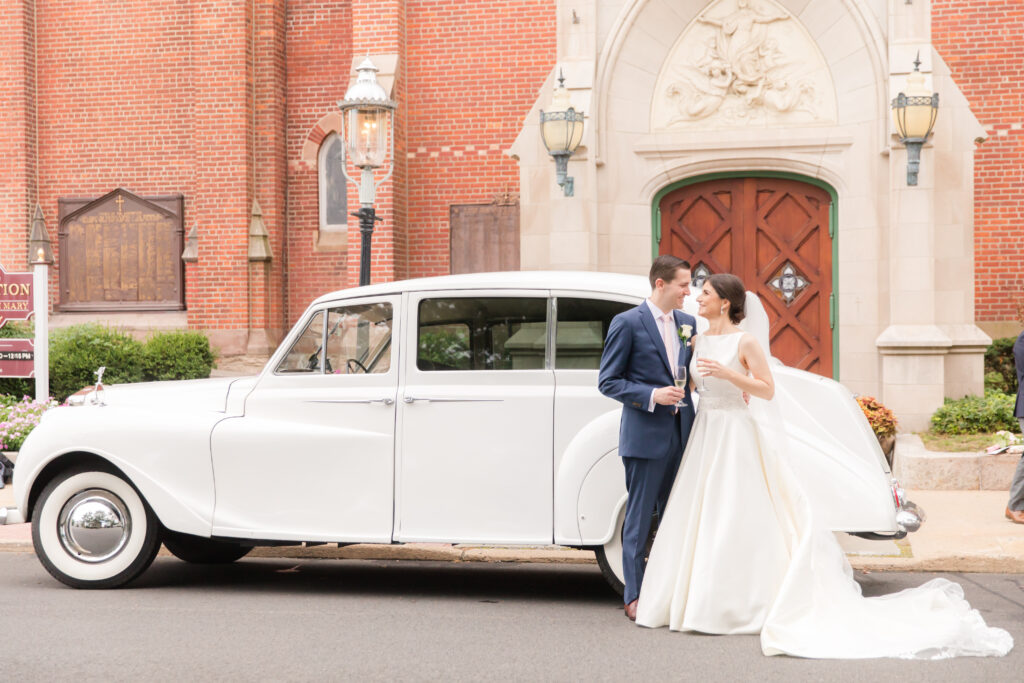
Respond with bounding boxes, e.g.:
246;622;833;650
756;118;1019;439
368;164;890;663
540;70;585;196
338;58;397;169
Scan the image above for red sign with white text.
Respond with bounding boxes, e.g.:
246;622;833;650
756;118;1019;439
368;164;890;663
0;339;34;378
0;264;33;328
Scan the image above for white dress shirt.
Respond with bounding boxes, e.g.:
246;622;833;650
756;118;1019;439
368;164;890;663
646;299;680;412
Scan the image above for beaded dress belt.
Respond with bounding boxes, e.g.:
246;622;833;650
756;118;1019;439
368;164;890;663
697;394;748;411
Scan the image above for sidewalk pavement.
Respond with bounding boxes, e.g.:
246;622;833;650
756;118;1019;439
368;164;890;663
2;485;1022;572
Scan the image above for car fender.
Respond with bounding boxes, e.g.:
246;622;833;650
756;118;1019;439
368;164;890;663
14;405;222;537
553;408;623;545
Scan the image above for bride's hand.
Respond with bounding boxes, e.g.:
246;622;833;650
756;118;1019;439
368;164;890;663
696;358;732;380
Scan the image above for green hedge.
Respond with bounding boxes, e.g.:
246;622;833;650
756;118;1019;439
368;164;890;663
984;337;1018;396
0;324;216;402
140;330;217;381
930;391;1019;435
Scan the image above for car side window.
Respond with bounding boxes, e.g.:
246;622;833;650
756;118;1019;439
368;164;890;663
554;297;633;369
417;297;547;371
276;311;326;373
325;302;394;374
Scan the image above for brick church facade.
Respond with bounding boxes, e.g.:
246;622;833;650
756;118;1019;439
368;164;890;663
0;1;1022;428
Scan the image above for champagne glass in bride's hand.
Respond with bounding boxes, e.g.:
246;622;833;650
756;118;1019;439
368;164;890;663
675;364;688;408
694;351;708;393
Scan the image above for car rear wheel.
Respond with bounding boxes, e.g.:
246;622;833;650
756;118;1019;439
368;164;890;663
163;531;251;564
32;466;161;589
593;505;660;597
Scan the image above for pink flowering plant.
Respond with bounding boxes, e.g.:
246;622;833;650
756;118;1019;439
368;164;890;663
0;395;58;452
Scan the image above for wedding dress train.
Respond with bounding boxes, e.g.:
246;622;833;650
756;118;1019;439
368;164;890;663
634;331;1012;659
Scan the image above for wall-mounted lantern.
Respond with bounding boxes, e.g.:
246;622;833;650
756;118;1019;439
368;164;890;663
540;71;584;197
891;54;939;186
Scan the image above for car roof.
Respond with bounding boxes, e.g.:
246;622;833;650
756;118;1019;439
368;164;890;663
311;271;651;304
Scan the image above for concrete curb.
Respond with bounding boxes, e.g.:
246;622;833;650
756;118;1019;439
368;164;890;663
893;434;1019;490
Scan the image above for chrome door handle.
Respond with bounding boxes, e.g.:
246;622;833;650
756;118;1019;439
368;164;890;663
402;397;503;404
305;398;394;406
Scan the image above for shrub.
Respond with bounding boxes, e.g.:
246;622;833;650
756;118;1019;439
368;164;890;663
0;323;217;405
984;337;1017;396
140;330;216;381
930;391;1019;435
48;324;145;402
856;396;898;439
0;322;35;398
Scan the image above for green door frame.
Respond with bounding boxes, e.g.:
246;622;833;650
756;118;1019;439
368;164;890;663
651;171;839;380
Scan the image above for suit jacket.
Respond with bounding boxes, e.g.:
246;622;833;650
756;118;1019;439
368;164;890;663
1014;331;1024;419
598;303;696;460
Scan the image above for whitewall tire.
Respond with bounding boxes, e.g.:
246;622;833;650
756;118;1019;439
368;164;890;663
32;467;161;589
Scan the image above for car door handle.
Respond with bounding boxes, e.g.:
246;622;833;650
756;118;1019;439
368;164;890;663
402;397;504;404
305;398;395;406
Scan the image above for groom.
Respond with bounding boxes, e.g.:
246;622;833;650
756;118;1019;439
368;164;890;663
599;255;697;621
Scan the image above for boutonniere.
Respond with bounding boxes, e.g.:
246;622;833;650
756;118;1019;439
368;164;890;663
677;323;693;346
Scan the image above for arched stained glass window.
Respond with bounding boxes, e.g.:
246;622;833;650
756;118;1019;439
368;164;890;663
319;133;347;231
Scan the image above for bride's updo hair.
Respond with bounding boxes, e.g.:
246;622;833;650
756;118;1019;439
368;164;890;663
708;274;746;325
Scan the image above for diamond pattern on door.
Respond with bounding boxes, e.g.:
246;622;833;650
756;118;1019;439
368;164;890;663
659;177;833;376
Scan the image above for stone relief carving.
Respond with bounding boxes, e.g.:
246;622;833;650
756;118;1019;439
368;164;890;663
651;0;837;130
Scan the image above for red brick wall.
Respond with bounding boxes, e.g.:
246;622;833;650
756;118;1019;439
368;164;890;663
283;0;556;323
0;0;36;271
284;0;353;319
404;0;555;279
31;0;198;313
933;0;1024;324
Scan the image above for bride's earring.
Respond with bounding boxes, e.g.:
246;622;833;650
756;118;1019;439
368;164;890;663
720;305;727;315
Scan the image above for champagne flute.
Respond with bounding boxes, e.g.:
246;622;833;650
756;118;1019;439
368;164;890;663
675;363;688;408
694;350;708;393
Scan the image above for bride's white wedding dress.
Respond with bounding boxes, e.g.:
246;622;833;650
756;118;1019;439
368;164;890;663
635;331;1013;659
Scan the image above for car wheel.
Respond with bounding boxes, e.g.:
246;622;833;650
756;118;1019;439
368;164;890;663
32;466;161;589
163;531;251;564
593;505;660;597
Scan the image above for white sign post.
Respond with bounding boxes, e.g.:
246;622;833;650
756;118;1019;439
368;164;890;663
32;251;49;401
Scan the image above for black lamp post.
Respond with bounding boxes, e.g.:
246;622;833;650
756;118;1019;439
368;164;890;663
338;58;397;286
891;55;939;186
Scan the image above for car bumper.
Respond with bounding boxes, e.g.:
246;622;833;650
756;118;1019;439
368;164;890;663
0;507;24;525
896;499;925;534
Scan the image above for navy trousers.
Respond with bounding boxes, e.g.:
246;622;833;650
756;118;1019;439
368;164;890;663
621;446;683;605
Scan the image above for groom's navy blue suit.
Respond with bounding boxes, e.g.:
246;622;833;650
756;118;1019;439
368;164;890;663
598;303;696;605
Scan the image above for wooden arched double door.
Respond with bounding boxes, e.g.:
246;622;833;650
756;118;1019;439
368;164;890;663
659;176;834;376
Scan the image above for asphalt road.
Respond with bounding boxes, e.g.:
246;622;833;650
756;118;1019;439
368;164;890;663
0;552;1021;682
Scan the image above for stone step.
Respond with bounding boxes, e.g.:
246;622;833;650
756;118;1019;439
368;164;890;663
892;434;1020;490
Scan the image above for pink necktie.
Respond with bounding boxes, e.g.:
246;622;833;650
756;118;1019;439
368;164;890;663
660;313;675;376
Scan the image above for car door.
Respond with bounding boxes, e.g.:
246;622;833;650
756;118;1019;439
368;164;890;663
549;293;637;541
395;290;554;544
210;295;399;542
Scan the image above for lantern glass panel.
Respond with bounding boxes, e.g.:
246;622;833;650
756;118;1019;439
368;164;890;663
347;107;389;168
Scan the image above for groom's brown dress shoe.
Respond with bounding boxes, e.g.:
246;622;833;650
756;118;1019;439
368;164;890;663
625;600;638;621
1006;507;1024;524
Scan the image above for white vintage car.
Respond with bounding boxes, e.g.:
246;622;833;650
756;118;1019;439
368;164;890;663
0;272;922;590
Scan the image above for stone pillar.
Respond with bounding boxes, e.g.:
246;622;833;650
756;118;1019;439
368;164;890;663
879;0;990;431
514;0;598;272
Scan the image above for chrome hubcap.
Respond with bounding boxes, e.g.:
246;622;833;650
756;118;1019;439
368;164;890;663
58;489;131;563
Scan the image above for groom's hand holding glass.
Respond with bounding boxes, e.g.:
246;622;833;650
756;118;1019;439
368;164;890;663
652;385;685;405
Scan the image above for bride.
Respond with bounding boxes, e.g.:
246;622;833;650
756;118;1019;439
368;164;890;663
634;273;1013;659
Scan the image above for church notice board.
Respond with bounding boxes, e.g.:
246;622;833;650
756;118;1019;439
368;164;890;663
58;188;185;312
0;263;35;378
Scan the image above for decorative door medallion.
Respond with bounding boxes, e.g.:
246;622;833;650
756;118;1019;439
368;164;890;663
659;177;833;376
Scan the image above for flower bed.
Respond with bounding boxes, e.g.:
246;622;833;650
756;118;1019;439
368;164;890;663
0;395;58;452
